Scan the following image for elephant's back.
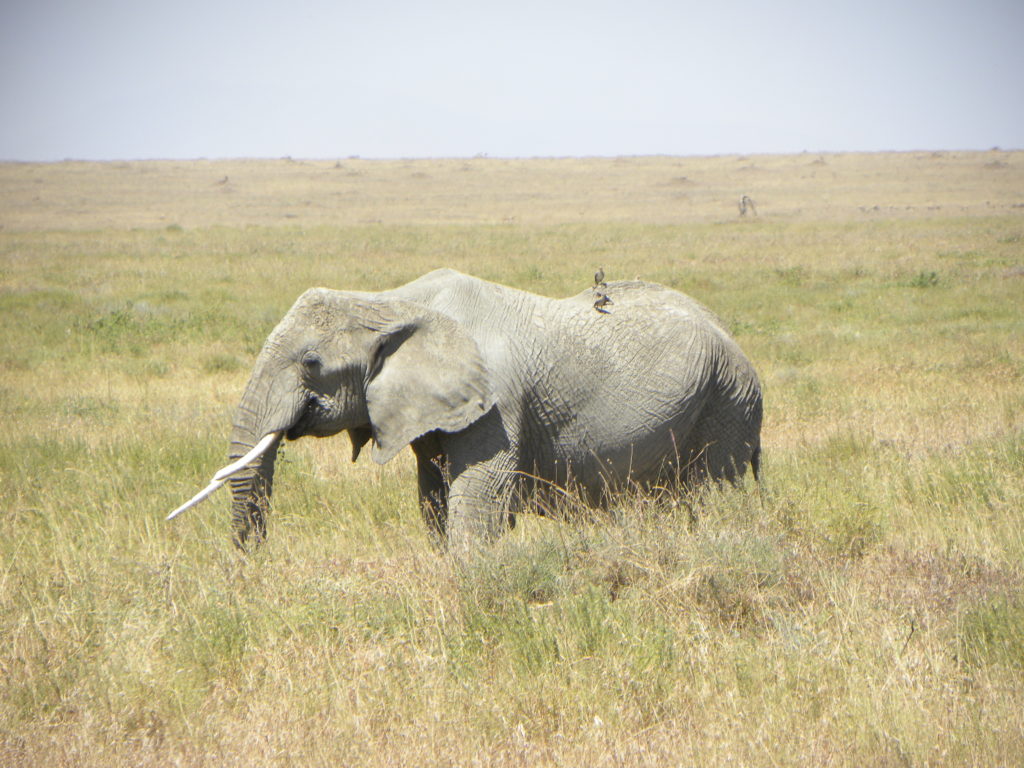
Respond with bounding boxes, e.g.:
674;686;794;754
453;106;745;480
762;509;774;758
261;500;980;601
535;283;718;435
539;280;760;483
558;280;739;357
565;280;728;330
549;279;758;431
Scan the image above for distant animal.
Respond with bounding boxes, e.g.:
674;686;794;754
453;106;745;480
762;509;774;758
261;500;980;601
168;269;763;554
739;195;757;216
215;176;229;186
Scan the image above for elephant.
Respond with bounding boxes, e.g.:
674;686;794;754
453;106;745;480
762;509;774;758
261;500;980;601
169;269;763;553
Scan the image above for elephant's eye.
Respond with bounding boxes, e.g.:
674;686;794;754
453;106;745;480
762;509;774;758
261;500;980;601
301;351;323;371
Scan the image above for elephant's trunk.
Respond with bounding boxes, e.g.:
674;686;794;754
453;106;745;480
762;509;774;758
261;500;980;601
227;428;280;548
166;431;281;522
166;354;303;543
226;367;303;547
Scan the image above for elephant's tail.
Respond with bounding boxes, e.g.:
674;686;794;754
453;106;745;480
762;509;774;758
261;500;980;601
750;443;765;510
750;443;762;483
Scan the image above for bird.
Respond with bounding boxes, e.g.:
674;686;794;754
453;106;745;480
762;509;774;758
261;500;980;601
594;266;606;289
593;290;613;313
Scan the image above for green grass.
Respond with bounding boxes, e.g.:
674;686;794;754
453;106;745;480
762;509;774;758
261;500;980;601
1;156;1023;766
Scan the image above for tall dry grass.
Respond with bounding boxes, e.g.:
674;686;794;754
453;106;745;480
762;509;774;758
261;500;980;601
1;152;1022;766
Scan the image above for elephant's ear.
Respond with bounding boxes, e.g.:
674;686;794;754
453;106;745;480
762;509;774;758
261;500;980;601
365;309;494;464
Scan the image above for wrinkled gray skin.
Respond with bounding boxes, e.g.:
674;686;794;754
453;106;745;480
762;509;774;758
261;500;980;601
228;269;762;552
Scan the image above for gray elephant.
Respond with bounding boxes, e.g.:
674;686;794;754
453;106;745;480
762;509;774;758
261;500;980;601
170;269;763;552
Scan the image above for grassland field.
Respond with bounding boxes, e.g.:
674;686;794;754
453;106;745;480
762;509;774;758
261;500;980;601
1;151;1022;766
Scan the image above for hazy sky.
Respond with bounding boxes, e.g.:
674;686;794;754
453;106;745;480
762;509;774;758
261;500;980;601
1;0;1021;161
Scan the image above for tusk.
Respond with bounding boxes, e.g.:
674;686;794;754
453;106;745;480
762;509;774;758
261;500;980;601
167;477;227;520
166;431;282;521
213;431;282;481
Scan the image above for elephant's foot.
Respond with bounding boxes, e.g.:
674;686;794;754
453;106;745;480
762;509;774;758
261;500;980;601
446;508;508;559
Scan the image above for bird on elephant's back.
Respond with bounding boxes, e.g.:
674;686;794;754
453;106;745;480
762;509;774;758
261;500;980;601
168;268;762;554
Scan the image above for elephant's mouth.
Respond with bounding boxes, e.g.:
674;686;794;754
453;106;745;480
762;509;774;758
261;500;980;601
286;394;347;441
286;402;317;440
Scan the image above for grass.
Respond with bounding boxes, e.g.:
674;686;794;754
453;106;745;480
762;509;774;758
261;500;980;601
1;152;1022;766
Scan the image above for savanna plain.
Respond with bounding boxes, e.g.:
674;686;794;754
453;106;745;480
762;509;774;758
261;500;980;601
1;151;1022;766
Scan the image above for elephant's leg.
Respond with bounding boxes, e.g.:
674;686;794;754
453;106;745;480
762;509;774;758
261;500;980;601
683;407;759;485
434;408;518;554
411;433;449;545
445;456;518;554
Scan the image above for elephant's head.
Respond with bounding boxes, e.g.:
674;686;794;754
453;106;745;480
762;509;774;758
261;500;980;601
170;288;493;547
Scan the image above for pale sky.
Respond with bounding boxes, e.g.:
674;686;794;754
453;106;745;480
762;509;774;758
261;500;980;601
1;0;1021;161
